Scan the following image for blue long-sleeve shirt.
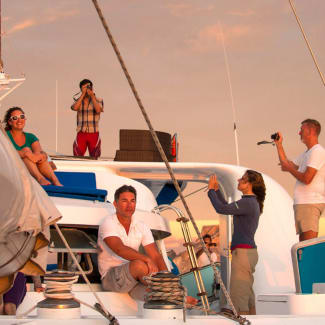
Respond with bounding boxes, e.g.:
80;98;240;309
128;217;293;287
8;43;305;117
208;189;260;250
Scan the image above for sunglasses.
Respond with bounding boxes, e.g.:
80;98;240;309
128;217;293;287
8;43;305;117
9;114;26;121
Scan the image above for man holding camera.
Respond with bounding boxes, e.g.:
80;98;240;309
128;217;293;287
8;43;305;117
274;119;325;242
71;79;103;158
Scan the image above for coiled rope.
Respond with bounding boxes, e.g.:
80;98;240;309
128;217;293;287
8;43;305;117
144;273;250;325
17;225;119;325
90;1;250;324
43;271;79;299
144;274;186;305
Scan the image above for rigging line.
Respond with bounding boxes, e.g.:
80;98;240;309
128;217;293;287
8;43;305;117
55;80;58;153
288;0;325;87
172;184;208;204
218;22;240;166
53;223;118;324
90;1;248;323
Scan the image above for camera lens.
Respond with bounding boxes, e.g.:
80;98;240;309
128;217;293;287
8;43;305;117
271;133;279;141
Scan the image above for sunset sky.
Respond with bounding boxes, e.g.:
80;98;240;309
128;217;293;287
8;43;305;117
2;1;325;246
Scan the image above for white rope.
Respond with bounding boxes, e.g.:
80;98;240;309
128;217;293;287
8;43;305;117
288;0;325;87
43;274;79;300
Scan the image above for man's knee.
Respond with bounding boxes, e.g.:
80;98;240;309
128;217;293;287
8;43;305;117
129;260;148;277
73;138;86;156
299;230;318;242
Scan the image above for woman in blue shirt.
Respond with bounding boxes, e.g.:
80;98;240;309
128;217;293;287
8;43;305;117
3;107;62;186
208;170;266;315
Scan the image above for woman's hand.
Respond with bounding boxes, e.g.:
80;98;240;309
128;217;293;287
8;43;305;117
208;174;219;191
36;152;47;164
23;150;44;163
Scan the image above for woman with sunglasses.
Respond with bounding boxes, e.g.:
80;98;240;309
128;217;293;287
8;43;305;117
3;107;62;186
208;170;266;315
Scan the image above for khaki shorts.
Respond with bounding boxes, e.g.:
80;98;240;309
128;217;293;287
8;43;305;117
228;248;258;312
293;204;325;235
101;263;138;293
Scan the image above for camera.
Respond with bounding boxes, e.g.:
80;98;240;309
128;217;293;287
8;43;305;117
86;85;92;90
271;132;279;141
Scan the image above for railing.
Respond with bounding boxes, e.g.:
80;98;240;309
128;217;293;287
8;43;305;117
154;204;209;312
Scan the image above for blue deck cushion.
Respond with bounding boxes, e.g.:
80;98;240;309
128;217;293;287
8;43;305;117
54;171;97;188
42;185;107;202
42;171;107;202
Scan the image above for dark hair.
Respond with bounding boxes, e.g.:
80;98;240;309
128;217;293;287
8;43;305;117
79;79;93;89
203;234;212;242
301;119;321;135
3;106;25;131
246;170;266;214
114;185;137;202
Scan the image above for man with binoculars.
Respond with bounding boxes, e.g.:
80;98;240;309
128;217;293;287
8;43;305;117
71;79;104;158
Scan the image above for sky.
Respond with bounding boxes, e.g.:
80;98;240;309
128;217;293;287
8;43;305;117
2;1;325;248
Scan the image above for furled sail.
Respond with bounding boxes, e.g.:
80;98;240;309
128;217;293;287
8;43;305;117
0;125;61;294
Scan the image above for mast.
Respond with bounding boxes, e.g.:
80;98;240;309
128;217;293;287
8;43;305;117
0;0;25;106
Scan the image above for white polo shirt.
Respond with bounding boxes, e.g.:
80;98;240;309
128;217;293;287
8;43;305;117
293;144;325;204
97;213;154;278
197;252;218;267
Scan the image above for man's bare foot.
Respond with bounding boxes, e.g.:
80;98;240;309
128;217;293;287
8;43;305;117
186;296;198;305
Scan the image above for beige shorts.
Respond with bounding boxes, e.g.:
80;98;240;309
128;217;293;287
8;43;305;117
293;204;325;235
101;263;138;293
229;248;258;312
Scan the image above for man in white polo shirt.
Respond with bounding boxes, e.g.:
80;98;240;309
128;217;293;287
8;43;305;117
275;119;325;241
97;185;167;295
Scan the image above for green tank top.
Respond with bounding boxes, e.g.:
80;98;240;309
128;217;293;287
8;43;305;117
6;130;39;151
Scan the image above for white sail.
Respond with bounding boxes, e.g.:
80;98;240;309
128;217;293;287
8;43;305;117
0;126;61;285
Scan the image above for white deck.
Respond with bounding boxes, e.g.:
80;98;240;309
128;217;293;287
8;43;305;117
2;314;325;325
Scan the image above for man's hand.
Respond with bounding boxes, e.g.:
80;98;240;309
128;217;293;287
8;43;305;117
81;84;88;96
208;174;219;191
274;131;283;146
144;257;158;275
86;87;95;98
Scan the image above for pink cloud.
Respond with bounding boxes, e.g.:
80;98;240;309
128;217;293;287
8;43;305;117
228;9;256;17
6;9;79;36
43;9;79;23
164;2;214;17
7;19;36;35
186;24;251;52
